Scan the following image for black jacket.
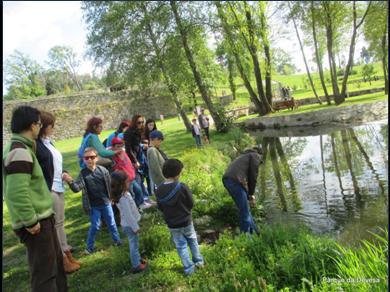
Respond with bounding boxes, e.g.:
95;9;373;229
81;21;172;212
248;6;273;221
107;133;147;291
156;182;194;228
223;149;263;198
36;138;54;190
124;127;142;164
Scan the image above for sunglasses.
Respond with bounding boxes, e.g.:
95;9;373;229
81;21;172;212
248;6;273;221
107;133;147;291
84;155;97;160
137;120;144;124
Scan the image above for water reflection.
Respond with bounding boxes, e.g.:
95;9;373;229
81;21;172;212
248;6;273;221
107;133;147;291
250;120;388;238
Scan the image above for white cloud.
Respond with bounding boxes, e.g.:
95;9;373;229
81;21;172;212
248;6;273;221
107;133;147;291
3;1;93;72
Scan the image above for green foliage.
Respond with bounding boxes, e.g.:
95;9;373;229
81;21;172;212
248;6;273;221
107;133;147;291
139;224;174;258
216;126;256;160
361;63;376;83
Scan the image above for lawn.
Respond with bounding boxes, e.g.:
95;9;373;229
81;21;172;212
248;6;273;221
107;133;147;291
3;97;388;291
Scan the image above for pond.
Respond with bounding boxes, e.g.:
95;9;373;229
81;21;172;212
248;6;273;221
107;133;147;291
248;120;388;244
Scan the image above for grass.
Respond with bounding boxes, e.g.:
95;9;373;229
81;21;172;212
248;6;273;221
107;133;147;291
3;97;388;291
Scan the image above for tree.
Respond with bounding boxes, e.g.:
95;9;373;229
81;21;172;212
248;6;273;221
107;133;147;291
170;0;228;132
47;46;82;91
82;1;192;131
4;50;46;100
364;1;388;94
215;41;238;100
361;63;375;84
287;1;321;104
215;1;273;115
272;49;297;75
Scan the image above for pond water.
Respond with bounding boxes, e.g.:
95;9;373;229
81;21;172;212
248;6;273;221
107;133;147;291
248;120;388;244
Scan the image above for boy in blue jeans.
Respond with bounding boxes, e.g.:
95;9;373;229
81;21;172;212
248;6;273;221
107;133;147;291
156;159;204;275
63;147;121;254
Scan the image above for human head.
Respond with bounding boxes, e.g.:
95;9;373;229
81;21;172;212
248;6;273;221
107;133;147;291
11;106;41;139
111;137;124;150
131;114;145;130
145;119;156;132
117;120;131;134
83;147;98;169
201;109;205;114
38;111;56;138
85;117;103;136
192;118;197;124
150;130;164;148
110;170;129;203
162;158;184;179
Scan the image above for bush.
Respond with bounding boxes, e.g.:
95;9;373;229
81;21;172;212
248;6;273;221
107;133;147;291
139;224;173;257
216;126;256;160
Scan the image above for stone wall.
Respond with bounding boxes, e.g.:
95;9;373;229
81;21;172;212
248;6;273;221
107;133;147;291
242;100;388;130
3;91;177;144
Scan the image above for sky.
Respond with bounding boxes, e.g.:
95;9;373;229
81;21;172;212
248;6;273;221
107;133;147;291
3;1;367;94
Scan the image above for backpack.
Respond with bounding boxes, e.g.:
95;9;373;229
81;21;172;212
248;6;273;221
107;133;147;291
77;133;92;169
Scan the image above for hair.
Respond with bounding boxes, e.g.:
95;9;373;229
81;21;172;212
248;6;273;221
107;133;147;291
144;118;157;140
11;106;40;134
38;111;56;138
192;118;197;122
84;117;103;137
115;120;131;135
129;114;145;134
84;147;98;156
162;158;184;178
110;171;128;203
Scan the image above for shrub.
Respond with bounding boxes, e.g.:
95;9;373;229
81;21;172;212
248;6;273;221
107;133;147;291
139;224;173;257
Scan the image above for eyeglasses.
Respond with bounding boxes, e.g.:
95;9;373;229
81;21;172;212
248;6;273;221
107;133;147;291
35;121;43;128
137;121;144;125
84;155;97;160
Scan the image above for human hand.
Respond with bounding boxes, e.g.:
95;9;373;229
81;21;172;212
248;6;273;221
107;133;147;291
26;222;41;235
62;173;73;183
249;195;256;207
135;162;140;169
134;229;140;234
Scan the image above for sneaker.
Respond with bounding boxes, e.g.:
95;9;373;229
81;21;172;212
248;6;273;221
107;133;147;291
84;248;95;255
144;198;157;206
195;262;205;269
131;263;147;274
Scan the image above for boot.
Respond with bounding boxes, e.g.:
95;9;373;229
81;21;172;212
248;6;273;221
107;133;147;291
63;254;80;273
65;250;81;266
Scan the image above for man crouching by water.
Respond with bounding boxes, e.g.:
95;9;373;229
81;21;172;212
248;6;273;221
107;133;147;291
222;146;264;235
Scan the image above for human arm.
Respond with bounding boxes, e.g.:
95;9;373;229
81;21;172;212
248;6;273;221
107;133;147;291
247;153;261;198
181;183;194;210
124;130;139;165
63;172;84;193
89;135;116;158
147;148;165;185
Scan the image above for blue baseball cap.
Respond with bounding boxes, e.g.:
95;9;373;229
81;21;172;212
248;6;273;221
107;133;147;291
150;130;164;140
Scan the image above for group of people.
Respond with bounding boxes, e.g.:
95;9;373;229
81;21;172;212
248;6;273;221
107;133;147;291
281;86;292;100
191;108;211;147
4;105;264;292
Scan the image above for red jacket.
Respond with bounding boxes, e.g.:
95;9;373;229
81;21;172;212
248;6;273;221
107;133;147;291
112;151;136;181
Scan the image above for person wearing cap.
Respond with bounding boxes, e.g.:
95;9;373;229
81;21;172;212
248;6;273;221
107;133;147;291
109;137;146;209
147;130;168;187
222;146;264;234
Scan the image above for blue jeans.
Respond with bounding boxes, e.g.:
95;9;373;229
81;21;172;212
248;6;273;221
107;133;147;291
135;173;149;200
122;227;141;268
129;180;144;208
222;177;259;235
87;204;121;251
169;223;204;275
194;135;202;147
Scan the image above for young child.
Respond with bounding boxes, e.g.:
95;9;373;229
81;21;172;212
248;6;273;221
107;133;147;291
155;159;204;276
109;137;147;209
110;170;147;273
191;118;202;148
63;147;122;254
147;130;168;188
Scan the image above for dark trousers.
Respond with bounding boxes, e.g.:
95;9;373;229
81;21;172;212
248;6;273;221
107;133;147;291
15;215;68;292
203;127;210;141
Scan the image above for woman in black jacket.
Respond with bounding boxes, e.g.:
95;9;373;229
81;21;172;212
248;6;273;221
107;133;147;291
36;110;81;273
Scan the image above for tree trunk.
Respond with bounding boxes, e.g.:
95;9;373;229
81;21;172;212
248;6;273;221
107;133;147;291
382;35;389;94
264;44;273;104
244;3;273;113
142;4;191;131
259;139;269;202
227;57;237;100
191;90;198;107
290;3;321;104
340;1;371;103
171;0;225;131
320;135;329;214
215;1;264;115
311;2;331;104
326;24;340;101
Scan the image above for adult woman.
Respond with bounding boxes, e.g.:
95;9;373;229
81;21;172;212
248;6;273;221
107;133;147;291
143;119;157;146
124;114;155;207
78;117;120;169
105;120;131;148
36;110;81;273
